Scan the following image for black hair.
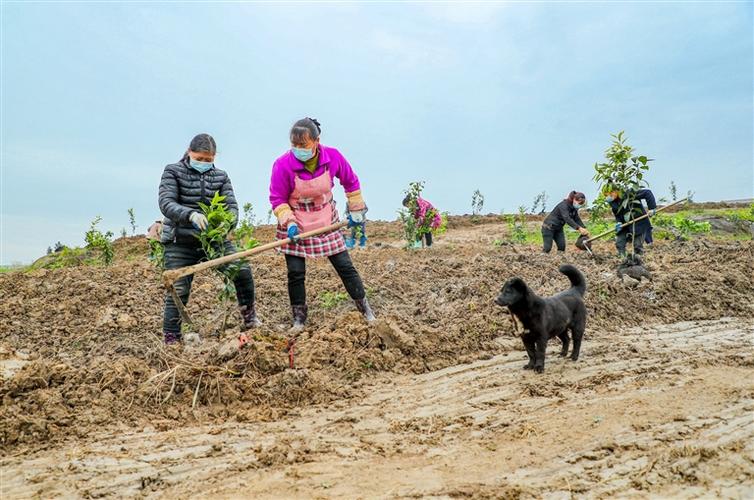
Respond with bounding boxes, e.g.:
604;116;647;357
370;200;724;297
189;133;217;154
290;117;321;145
566;191;586;203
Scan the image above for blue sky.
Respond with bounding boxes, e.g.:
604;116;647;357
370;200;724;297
1;1;752;264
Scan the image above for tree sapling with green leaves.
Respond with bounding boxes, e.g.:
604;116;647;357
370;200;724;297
128;208;137;235
85;216;114;265
593;131;653;257
471;189;484;220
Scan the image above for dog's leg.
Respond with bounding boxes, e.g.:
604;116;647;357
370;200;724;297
571;315;586;362
534;333;547;373
557;330;569;357
522;332;536;370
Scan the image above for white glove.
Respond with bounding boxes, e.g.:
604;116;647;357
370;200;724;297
349;210;366;224
189;212;208;231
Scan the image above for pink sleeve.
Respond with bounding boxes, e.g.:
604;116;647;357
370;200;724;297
269;161;293;209
432;211;442;229
416;198;430;220
333;151;361;193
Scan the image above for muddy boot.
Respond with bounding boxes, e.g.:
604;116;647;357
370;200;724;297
239;303;262;330
163;331;182;345
291;304;308;332
355;297;376;322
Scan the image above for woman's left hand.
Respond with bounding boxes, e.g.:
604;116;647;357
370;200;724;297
348;209;367;227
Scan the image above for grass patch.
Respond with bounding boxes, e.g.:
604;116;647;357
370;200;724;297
0;265;26;273
319;290;350;309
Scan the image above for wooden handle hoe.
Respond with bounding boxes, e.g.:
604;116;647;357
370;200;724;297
582;197;689;246
162;221;349;288
162;221;349;327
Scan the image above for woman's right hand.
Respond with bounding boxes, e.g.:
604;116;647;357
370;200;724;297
578;227;590;236
287;223;300;242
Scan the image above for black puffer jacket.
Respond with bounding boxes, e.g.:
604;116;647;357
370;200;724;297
609;189;656;235
158;157;238;244
542;199;585;232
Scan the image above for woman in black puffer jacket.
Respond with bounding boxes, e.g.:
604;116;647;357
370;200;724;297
158;133;260;344
541;191;590;253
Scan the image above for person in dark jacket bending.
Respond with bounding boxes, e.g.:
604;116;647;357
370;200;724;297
604;186;657;256
159;133;261;344
541;191;590;253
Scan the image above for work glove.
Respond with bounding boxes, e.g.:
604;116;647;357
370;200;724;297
347;208;367;227
578;227;590;236
189;212;209;231
649;209;656;216
287;223;301;243
615;223;623;233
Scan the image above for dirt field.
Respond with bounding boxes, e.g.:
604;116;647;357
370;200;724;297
2;218;753;498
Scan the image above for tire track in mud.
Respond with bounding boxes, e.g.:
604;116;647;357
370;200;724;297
2;318;753;498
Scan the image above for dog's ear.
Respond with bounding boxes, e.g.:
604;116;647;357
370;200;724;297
510;277;528;292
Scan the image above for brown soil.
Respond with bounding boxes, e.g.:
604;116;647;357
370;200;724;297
1;217;753;498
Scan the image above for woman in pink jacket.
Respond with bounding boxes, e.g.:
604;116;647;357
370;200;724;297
402;195;442;247
269;118;375;330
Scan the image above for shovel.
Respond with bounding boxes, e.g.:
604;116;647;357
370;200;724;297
163;221;349;328
577;197;689;255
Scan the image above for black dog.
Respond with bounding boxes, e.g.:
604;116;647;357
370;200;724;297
495;265;587;373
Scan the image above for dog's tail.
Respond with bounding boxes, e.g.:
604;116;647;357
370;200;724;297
559;264;586;296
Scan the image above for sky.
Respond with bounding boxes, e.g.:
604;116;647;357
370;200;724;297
1;1;752;264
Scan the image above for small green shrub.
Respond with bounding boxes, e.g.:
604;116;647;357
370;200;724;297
148;239;165;269
507;206;528;244
84;216;114;265
233;202;260;250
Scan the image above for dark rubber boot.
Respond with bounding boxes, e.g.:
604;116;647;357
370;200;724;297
355;298;377;322
239;303;262;330
291;304;308;332
163;331;182;345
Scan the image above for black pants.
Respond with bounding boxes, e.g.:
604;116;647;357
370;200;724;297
417;232;433;247
285;251;365;306
542;227;566;253
616;229;646;256
163;240;255;334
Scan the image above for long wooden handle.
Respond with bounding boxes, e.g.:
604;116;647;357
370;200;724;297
162;220;349;287
584;197;689;244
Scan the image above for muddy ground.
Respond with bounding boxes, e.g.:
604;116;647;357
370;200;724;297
1;217;753;498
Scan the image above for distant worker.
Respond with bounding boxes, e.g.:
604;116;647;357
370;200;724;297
604;186;657;256
541;191;590;253
402;195;442;248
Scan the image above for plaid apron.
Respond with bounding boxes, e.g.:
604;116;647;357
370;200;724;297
276;167;347;258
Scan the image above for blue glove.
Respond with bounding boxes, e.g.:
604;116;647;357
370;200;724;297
287;223;300;242
615;223;623;233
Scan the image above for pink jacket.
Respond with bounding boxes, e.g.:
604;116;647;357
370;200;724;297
416;197;442;229
269;145;361;210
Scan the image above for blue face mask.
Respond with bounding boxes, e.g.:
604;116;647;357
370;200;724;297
573;202;584;209
189;159;214;173
292;147;314;162
605;195;614;202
